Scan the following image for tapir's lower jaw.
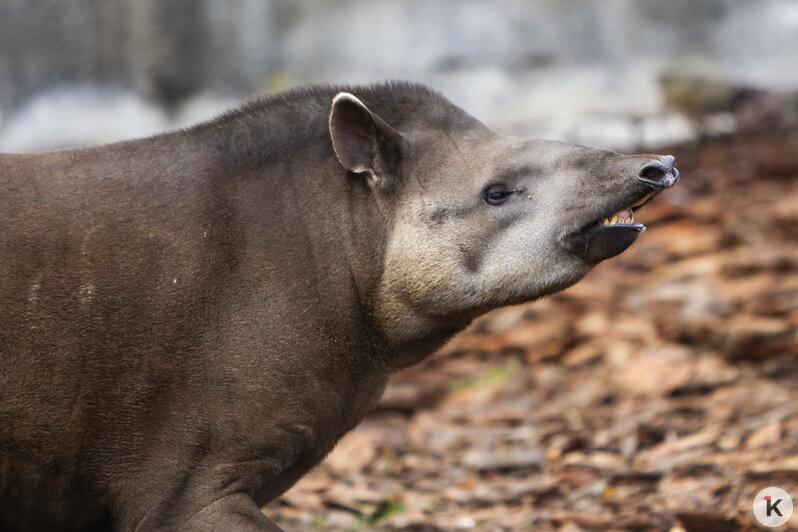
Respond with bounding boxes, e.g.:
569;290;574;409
561;223;645;264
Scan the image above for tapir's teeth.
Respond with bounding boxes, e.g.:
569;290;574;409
599;211;635;226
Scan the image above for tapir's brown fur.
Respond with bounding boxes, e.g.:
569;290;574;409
0;82;677;531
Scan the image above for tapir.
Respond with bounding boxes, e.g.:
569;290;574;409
0;82;678;531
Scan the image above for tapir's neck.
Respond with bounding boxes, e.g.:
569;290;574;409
276;162;470;372
199;102;473;373
304;169;479;371
373;295;480;370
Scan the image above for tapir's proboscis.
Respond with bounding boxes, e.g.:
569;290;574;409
0;82;678;531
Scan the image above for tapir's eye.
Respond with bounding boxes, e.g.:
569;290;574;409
484;184;515;206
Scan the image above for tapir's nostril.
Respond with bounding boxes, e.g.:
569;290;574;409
637;155;679;189
638;163;667;181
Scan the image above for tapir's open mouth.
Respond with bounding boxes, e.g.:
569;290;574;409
561;156;678;265
561;191;655;264
594;190;656;228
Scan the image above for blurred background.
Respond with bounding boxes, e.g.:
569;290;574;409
2;1;797;530
1;0;797;152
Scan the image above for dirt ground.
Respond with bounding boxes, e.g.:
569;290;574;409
265;93;798;531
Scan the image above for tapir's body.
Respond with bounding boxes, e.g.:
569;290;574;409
0;83;677;531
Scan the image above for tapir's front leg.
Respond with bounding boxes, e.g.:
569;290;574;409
134;493;283;532
176;493;282;531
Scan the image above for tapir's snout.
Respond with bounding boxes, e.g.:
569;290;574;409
561;153;679;265
638;155;679;189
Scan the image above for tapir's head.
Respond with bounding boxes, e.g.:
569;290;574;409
328;87;678;351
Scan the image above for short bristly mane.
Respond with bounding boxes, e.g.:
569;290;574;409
191;81;471;136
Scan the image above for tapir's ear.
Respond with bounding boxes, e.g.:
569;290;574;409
329;92;405;182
